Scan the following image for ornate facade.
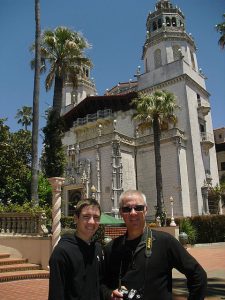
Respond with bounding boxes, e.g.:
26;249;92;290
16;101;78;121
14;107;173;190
61;0;219;219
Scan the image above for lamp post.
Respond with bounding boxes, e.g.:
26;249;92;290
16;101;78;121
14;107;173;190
90;185;96;200
170;196;176;227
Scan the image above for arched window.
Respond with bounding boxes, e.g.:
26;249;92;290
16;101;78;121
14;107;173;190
68;190;82;216
145;58;149;73
82;67;89;78
154;49;162;69
172;45;181;61
153;21;157;31
166;17;171;26
158;18;162;28
172;17;177;27
190;51;196;69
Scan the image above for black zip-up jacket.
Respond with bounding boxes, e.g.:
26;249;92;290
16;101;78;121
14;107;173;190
100;229;207;300
48;234;103;300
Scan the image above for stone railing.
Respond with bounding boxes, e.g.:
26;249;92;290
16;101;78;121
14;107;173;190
0;212;49;236
73;109;112;127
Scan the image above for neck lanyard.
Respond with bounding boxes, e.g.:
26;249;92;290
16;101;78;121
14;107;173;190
118;227;153;290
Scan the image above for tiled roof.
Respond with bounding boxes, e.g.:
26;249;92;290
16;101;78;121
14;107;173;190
63;91;137;129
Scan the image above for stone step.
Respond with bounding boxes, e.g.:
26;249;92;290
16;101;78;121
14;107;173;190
0;253;10;259
0;252;49;282
0;257;28;266
0;263;41;273
0;269;49;282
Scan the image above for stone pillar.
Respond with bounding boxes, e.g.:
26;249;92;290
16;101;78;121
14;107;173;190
96;124;102;203
111;139;123;218
201;184;209;214
48;177;65;250
96;147;101;202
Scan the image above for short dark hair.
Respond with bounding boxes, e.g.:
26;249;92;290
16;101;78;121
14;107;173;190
74;198;101;217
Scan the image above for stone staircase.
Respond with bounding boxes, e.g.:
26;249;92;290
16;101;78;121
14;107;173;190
0;252;49;282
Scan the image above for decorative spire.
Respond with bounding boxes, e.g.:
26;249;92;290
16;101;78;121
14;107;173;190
143;0;187;59
156;0;172;10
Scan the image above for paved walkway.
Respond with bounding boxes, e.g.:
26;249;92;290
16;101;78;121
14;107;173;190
173;243;225;299
0;243;224;300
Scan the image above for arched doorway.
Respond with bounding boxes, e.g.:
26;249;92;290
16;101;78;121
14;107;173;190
68;189;82;216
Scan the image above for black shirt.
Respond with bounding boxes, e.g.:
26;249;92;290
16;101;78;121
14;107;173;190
101;229;207;300
48;234;103;300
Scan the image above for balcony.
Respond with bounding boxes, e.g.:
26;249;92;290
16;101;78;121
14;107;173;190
197;99;210;116
73;109;112;128
200;132;214;152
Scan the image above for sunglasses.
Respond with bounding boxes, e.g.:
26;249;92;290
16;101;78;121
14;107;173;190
121;205;145;213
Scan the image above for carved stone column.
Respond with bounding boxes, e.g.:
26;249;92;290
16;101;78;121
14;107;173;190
96;146;101;202
48;177;65;250
111;139;123;218
201;183;210;215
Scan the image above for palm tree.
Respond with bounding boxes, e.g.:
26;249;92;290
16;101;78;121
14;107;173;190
30;26;92;178
132;90;179;222
30;26;92;116
215;14;225;49
30;0;41;205
15;106;32;130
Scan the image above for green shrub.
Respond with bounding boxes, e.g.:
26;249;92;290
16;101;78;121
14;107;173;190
173;215;225;244
0;201;44;214
179;218;197;245
191;215;225;243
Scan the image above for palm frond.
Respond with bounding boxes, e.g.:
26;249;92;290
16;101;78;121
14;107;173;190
45;65;56;91
132;90;179;131
30;26;93;113
215;14;225;49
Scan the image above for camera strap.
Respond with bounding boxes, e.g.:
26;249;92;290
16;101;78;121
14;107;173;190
118;226;153;292
145;226;152;257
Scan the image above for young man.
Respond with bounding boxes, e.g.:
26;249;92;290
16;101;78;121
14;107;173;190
101;190;207;300
48;198;103;300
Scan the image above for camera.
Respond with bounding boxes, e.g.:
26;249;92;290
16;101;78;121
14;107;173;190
119;287;143;299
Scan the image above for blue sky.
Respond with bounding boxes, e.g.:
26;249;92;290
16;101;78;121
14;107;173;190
1;0;224;141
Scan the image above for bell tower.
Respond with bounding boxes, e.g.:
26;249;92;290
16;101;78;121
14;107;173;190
137;0;219;215
140;0;199;84
61;64;97;115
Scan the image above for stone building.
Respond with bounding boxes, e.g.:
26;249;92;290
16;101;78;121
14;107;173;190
61;0;219;219
214;127;225;180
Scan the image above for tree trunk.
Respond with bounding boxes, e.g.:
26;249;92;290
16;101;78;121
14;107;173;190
52;75;63;116
31;0;41;205
153;116;163;217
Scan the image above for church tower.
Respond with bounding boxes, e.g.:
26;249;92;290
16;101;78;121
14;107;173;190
61;0;220;218
61;64;97;115
137;0;219;215
140;0;198;85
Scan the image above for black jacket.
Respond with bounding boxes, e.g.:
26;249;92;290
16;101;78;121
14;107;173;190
48;234;103;300
101;229;207;300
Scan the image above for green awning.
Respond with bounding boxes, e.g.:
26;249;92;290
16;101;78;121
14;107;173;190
100;213;124;225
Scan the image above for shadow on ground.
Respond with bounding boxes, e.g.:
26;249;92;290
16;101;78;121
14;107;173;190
207;278;225;297
173;277;225;298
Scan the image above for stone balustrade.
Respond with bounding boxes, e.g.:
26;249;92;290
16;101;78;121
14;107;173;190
0;212;48;236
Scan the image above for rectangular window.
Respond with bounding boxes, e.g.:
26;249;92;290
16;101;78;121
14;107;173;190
221;162;225;171
200;124;205;133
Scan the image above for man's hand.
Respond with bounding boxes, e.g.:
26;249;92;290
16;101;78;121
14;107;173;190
111;286;127;299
